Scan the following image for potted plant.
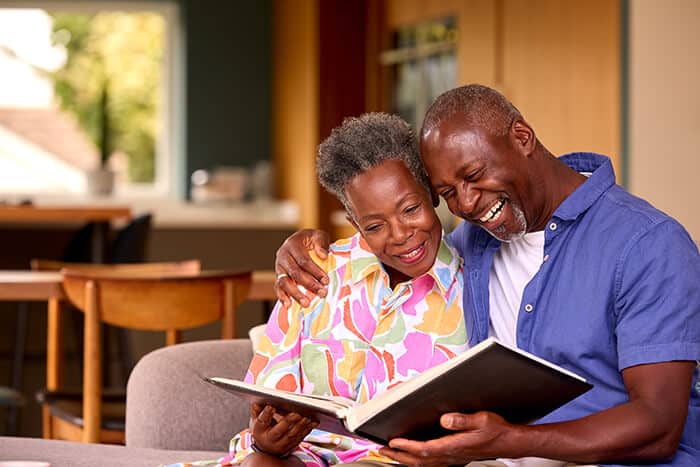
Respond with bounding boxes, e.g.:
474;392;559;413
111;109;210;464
85;79;115;196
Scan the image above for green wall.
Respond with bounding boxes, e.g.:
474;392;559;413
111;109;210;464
181;0;272;196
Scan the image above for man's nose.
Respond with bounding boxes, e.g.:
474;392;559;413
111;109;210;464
456;184;478;217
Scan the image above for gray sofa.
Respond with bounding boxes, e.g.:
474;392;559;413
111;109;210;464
0;338;254;466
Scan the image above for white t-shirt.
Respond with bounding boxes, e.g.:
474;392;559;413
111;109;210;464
487;231;567;467
488;230;545;347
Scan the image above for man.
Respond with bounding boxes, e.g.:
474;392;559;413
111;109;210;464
274;85;700;466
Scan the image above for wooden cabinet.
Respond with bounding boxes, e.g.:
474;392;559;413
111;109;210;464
378;0;621;172
273;0;622;231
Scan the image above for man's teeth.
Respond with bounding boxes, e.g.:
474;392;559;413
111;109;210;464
480;200;505;223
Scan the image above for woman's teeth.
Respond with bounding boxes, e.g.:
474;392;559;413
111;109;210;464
401;247;421;259
480;199;505;223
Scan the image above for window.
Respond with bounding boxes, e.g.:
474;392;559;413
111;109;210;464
380;17;458;231
380;17;457;129
0;1;182;198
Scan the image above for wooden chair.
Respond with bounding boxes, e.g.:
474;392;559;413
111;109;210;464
33;260;202;441
38;262;251;444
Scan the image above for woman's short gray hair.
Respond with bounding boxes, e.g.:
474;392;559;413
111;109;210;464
317;112;432;215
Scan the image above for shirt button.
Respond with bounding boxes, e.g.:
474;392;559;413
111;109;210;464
543;254;549;262
524;304;534;313
549;222;557;231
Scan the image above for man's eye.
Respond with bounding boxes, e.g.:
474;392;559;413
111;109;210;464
439;189;454;199
465;169;482;181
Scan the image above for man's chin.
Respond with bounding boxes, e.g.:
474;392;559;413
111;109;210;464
484;224;526;243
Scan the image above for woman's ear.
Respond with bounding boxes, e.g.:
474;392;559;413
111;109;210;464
431;189;440;208
346;213;360;232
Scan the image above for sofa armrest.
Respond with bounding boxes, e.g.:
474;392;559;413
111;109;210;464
126;339;253;451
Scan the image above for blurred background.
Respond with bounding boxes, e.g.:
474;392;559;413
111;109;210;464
0;0;697;437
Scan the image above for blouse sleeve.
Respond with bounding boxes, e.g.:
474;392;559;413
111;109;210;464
226;254;331;462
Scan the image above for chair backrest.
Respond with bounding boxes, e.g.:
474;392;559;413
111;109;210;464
59;212;152;264
108;213;152;263
58;267;251;443
61;222;96;263
61;269;251;333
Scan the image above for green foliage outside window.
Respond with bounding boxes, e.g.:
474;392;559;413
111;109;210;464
50;12;164;183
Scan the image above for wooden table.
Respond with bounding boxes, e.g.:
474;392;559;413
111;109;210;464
0;270;65;433
0;271;64;301
0;205;132;262
0;268;275;369
250;270;276;301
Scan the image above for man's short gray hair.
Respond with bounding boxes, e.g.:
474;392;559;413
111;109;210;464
421;84;522;139
317;112;431;215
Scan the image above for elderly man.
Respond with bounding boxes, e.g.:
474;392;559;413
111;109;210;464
274;84;700;467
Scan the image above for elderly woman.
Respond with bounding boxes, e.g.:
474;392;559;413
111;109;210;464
172;113;468;467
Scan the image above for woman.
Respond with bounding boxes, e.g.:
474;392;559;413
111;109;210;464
171;113;468;467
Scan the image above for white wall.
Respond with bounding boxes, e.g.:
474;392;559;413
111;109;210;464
629;0;700;239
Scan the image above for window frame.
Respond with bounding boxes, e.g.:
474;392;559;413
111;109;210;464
0;0;184;199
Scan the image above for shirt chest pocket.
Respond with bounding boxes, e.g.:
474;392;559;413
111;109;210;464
300;338;369;399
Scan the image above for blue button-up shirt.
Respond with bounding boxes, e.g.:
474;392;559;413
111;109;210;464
449;153;700;466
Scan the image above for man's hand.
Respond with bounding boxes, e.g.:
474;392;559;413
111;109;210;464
275;229;331;307
379;411;516;466
250;403;318;457
380;361;696;465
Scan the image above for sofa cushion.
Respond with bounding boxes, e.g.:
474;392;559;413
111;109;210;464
0;436;226;467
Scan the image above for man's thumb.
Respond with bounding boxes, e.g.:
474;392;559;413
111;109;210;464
440;412;475;431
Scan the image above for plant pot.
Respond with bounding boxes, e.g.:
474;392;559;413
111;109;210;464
85;168;115;196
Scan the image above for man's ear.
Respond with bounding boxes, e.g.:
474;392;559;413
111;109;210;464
511;119;536;156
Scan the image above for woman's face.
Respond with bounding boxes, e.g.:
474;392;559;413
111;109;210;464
345;159;442;285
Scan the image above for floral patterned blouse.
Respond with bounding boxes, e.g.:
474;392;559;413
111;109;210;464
165;233;467;467
220;232;468;467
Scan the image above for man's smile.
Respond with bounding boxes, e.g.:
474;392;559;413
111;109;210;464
479;199;506;224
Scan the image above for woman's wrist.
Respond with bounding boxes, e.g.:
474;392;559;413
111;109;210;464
250;439;290;458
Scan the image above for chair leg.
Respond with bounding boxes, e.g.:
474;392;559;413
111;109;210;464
116;328;133;385
102;323;111;387
7;301;29;435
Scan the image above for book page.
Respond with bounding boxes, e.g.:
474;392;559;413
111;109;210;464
206;377;355;413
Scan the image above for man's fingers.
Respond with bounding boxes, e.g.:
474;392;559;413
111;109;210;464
287;253;328;294
272;279;291;308
276;272;312;307
379;446;426;465
309;230;330;262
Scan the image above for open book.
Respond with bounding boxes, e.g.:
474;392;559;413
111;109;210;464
205;337;592;445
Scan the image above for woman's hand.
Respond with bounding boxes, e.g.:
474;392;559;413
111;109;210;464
249;403;318;457
275;229;331;307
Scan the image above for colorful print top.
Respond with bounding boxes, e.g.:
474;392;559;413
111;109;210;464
221;232;467;467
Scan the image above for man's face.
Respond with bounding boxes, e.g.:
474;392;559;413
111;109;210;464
420;119;530;242
345;159;442;284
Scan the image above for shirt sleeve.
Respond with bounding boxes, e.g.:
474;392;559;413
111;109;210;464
227;254;330;461
614;219;700;370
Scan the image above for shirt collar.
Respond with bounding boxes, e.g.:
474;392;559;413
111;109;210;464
553;152;616;221
348;232;461;295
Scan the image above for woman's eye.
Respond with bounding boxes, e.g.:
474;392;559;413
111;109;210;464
404;204;420;214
